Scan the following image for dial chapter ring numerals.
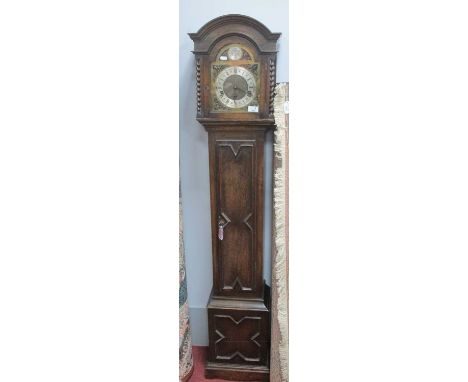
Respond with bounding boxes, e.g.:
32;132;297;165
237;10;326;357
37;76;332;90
215;66;256;109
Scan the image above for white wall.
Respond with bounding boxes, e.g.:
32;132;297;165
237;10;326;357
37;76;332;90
179;0;289;345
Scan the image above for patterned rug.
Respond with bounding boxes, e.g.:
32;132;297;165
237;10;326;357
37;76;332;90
179;185;194;381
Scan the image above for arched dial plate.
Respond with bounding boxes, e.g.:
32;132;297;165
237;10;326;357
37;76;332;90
215;66;256;109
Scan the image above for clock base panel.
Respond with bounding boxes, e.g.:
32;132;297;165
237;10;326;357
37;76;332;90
205;284;271;381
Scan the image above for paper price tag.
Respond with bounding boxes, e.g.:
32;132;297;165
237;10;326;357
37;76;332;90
248;105;259;113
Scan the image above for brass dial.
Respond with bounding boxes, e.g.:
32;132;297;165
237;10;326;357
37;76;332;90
215;66;256;109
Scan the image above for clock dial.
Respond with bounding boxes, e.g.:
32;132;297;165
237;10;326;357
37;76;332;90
215;66;256;109
227;46;243;60
223;75;247;100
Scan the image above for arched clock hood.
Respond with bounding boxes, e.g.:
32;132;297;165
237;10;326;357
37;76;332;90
189;14;281;54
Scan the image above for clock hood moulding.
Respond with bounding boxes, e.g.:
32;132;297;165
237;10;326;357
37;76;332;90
188;14;281;54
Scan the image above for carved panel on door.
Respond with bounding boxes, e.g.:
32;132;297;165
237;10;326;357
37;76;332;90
216;139;256;296
213;313;266;364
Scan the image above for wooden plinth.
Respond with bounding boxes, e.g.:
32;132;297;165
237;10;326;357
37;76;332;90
205;362;269;381
205;285;271;381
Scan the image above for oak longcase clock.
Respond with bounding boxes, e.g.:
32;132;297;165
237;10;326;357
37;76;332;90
190;15;280;381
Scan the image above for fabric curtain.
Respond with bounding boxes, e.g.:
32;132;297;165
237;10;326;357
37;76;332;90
179;185;194;382
270;82;289;382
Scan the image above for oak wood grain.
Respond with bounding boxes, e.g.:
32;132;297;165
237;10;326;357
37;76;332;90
190;15;280;381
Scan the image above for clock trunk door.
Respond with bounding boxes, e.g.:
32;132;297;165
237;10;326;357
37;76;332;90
210;130;265;300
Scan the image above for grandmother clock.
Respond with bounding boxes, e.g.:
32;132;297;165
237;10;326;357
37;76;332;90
190;15;280;381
